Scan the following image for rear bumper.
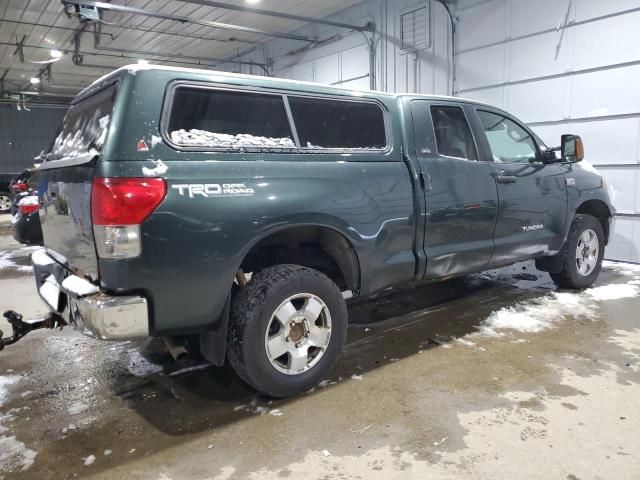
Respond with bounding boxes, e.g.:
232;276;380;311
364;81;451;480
32;250;149;340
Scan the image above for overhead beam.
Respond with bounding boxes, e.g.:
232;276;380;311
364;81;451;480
61;0;316;42
178;0;374;32
0;41;268;70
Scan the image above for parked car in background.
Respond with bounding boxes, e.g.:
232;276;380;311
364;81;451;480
25;65;614;397
0;172;19;213
9;169;33;198
12;194;43;245
10;170;43;245
9;169;37;215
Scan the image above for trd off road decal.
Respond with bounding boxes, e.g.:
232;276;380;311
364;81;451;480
171;183;255;198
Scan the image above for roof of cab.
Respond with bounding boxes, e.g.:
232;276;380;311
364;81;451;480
76;63;489;108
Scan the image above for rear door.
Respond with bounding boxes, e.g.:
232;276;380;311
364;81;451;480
38;83;118;281
470;108;567;265
410;100;499;279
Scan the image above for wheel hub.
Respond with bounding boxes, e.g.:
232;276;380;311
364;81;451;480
287;318;308;343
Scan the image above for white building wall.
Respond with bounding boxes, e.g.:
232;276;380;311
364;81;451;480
455;0;640;262
232;0;453;96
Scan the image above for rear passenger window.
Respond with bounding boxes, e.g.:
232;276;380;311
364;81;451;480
430;106;477;160
167;87;295;149
288;97;386;150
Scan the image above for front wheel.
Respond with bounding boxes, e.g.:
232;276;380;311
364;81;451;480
227;264;348;398
550;214;605;289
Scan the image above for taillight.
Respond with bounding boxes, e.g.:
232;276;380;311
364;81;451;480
91;177;166;259
11;182;28;193
18;196;39;215
91;177;166;226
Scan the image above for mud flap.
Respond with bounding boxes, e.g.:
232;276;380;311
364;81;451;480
535;254;564;274
199;293;230;366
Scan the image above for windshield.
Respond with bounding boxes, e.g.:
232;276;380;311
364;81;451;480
49;84;117;159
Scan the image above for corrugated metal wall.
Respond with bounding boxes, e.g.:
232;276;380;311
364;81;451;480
238;0;452;96
0;104;66;174
455;0;640;262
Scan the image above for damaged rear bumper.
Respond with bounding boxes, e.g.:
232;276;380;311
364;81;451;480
32;250;149;340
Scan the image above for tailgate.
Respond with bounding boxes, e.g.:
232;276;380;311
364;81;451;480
40;165;98;280
38;83;118;281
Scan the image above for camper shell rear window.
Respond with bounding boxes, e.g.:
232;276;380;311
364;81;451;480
163;83;388;153
49;84;117;159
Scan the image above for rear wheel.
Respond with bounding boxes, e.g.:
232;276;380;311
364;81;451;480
0;191;11;213
550;214;604;289
227;264;347;397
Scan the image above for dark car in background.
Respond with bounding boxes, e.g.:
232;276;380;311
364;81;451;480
9;169;32;197
8;169;35;215
11;193;43;245
10;170;43;245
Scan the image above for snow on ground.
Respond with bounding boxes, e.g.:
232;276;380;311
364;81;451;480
0;247;41;273
479;261;640;336
0;375;37;473
585;283;638;300
480;291;595;336
67;401;89;416
171;129;296;149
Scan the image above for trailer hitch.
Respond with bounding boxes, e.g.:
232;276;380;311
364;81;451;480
0;310;66;351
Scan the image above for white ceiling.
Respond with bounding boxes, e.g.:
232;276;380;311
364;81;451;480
0;0;364;100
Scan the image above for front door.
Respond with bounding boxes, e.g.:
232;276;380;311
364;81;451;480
411;100;499;279
470;108;567;265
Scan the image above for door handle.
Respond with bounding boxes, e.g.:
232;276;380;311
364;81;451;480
496;175;517;184
420;172;432;191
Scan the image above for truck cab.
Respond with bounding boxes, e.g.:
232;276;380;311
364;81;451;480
20;65;613;397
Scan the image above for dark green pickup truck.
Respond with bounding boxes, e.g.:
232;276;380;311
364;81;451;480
27;65;613;396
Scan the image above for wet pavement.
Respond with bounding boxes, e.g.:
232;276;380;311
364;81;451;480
0;214;639;479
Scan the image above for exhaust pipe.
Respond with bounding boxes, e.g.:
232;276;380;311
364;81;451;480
162;336;188;362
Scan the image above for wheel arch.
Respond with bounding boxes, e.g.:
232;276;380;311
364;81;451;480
238;223;362;295
575;199;612;244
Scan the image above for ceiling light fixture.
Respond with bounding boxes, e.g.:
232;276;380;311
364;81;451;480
246;0;261;4
29;77;40;85
137;59;149;65
50;49;63;58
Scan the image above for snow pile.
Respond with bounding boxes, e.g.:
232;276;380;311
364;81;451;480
0;375;37;472
480;291;594;336
31;249;53;267
142;159;168;177
61;276;99;297
171;129;295;149
480;261;640;336
585;283;639;301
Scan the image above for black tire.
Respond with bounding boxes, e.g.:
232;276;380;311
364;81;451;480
550;214;605;289
0;191;11;214
227;264;348;398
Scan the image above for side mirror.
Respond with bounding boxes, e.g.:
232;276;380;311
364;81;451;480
561;134;584;163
